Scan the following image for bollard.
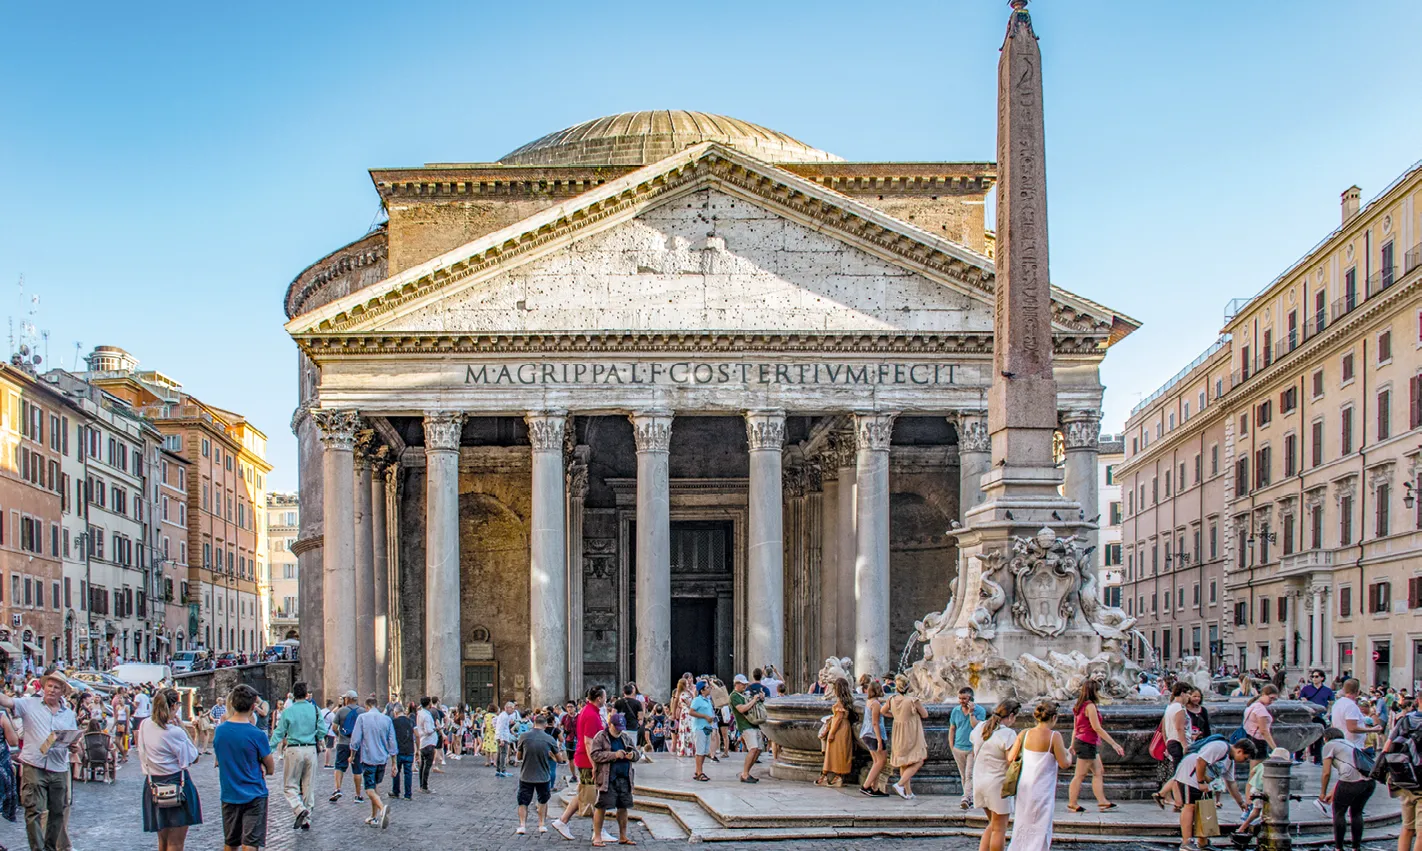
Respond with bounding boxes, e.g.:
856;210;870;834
1258;757;1293;851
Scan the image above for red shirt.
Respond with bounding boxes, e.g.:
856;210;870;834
573;704;604;769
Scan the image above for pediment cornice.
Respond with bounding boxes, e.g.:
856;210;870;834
286;142;1134;342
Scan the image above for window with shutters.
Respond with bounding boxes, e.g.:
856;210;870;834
1152;477;1159;504
1310;503;1323;549
1210;580;1218;604
1277;596;1287;621
1236;458;1250;494
1411;374;1422;430
1312;419;1325;467
1342;407;1354;454
1369;581;1392;614
1194;454;1202;484
1379;330;1393;363
1409;576;1422;610
1257;401;1272;427
1280;387;1297;414
1343;352;1355;383
1255;447;1271;487
1341;494;1354;545
1179;462;1187;490
1259;597;1271;624
1235;601;1248;626
1379;389;1392;440
1284;434;1297;477
1282;514;1295;555
1165;471;1172;496
1377;483;1391;537
1209;522;1218;560
1313;369;1325;398
1241;413;1249;435
1340;586;1352;617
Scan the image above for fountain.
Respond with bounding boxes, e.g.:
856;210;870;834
759;0;1321;799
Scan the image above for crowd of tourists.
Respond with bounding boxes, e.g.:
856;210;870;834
10;657;1422;851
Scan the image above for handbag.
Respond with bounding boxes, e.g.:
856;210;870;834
1194;794;1221;837
1001;753;1023;797
148;775;186;809
1148;721;1168;761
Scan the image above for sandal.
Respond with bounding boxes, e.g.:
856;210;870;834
1151;793;1167;810
814;776;828;786
1099;802;1118;811
693;773;710;782
619;841;638;846
592;842;606;848
1067;805;1085;813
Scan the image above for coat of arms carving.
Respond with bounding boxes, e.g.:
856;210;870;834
1009;527;1083;638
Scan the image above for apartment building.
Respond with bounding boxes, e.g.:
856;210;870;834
80;346;272;657
47;370;166;666
1121;162;1422;684
156;446;191;651
1099;434;1125;607
0;364;68;674
265;492;298;645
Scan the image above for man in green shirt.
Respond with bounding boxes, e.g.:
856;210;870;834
729;674;765;784
269;682;328;830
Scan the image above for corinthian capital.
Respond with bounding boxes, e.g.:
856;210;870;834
1060;410;1102;451
744;410;786;452
352;427;377;469
525;411;568;452
630;411;673;453
952;410;991;454
312;409;361;451
423;412;465;452
854;412;897;452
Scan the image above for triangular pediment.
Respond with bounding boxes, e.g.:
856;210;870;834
286;142;1134;343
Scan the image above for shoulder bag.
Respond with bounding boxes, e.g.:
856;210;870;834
148;774;186;809
1001;752;1023;797
746;698;769;727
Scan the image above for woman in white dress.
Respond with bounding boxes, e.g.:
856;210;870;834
971;699;1021;851
1005;700;1073;851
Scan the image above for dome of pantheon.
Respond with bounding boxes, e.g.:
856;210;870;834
497;110;843;167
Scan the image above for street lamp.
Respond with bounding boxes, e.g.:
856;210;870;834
1405;481;1416;510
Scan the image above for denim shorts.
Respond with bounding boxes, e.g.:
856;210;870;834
694;728;713;756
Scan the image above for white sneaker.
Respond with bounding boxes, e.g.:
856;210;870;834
516;825;527;835
538;825;549;833
551;819;574;840
602;829;619;843
379;806;390;829
365;817;379;827
892;783;908;799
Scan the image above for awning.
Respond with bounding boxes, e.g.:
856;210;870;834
156;635;171;644
0;640;19;656
23;640;42;654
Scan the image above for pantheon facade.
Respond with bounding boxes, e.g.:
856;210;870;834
283;111;1136;707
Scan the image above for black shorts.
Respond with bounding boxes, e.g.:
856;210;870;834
1073;740;1099;760
1166;740;1185;768
1182;785;1209;805
334;744;352;771
361;762;386;788
597;778;634;811
221;797;268;849
518;780;552;806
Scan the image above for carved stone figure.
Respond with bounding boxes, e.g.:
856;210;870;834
968;551;1007;640
816;656;853;689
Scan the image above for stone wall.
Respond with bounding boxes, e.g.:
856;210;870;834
173;661;300;709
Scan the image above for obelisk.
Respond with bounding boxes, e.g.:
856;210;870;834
986;0;1058;485
947;0;1094;670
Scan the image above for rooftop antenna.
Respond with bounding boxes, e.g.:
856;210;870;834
73;342;83;371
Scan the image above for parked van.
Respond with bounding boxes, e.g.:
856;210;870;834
169;651;201;674
111;662;172;686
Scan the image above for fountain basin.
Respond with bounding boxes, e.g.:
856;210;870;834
762;695;1324;798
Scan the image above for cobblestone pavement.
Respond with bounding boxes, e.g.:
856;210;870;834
53;751;1181;851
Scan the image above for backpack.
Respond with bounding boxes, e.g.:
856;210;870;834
1189;734;1228;754
340;706;359;738
1373;713;1422;790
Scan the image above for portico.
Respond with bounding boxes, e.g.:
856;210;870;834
284;112;1134;706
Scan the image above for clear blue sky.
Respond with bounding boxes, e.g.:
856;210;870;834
2;1;1418;489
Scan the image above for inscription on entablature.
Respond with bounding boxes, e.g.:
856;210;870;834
463;361;979;387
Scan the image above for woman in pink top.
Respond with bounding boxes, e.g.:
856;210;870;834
1243;684;1279;767
1066;679;1125;812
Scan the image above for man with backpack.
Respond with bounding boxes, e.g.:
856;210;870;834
1376;701;1422;851
330;690;364;804
730;674;766;783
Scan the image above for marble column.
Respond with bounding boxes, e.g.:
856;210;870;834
1061;410;1102;548
384;464;403;698
953;411;991;517
1310;587;1323;668
567;447;589;703
745;410;786;675
424;412;464;702
853;412;896;678
313;409;360;698
353;431;377;698
818;465;840;662
1320;588;1333;675
526;412;569;707
833;434;858;659
1283;590;1297;670
371;449;391;700
630;412;673;703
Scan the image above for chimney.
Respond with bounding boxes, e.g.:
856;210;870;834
1341;185;1361;223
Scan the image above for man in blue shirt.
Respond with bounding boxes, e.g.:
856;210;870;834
1300;669;1335;764
689;680;717;781
350;697;398;830
947;687;986;810
214;684;275;851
